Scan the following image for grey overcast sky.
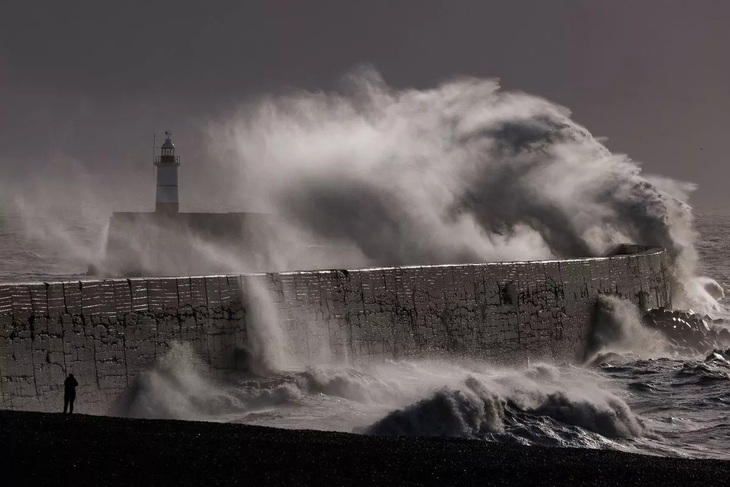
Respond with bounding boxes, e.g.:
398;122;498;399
1;1;728;209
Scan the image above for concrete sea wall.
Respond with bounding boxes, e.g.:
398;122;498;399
0;247;671;413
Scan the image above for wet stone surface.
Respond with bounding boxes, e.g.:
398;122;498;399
0;249;671;412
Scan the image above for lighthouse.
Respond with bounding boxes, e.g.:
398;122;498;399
154;132;180;214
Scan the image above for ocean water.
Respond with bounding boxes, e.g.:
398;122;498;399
1;209;730;459
0;211;106;283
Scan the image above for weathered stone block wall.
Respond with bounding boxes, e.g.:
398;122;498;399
0;247;670;413
0;276;246;413
267;248;670;366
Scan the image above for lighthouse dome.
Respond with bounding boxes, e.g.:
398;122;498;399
161;134;175;149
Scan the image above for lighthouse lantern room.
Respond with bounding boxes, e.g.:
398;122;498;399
153;132;181;214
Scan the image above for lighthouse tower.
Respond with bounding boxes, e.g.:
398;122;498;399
153;132;180;214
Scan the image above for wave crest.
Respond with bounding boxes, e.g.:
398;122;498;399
366;365;644;446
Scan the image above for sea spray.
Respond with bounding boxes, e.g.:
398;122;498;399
211;67;718;312
6;67;721;315
240;274;294;373
115;343;647;451
239;271;347;371
584;295;669;363
110;341;304;421
365;363;644;446
110;342;243;420
10;197;108;276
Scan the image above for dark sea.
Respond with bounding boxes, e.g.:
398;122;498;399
1;209;729;459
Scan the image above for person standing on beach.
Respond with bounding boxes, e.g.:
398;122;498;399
63;374;78;414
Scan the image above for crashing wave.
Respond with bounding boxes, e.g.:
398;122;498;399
365;366;644;448
211;67;718;311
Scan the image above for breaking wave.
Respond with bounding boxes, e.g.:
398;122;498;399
584;295;670;363
110;342;401;422
109;343;304;421
364;365;643;449
214;66;716;312
112;343;646;451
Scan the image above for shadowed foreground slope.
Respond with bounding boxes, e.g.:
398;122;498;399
1;410;728;486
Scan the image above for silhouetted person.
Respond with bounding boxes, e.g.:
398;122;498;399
63;374;78;414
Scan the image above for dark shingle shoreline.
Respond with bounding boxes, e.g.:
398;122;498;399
1;410;727;486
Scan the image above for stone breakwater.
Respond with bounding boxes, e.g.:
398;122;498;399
0;246;671;413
